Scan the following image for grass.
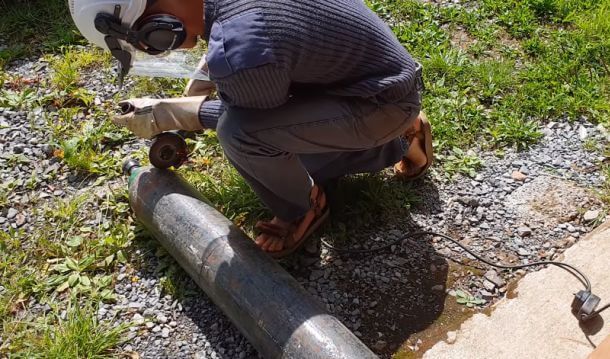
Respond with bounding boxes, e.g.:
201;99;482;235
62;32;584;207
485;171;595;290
376;0;610;153
179;131;270;228
0;191;134;355
18;304;128;358
46;47;112;91
0;0;84;67
0;0;609;356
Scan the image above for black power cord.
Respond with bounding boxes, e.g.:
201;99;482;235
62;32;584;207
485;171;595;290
321;230;609;347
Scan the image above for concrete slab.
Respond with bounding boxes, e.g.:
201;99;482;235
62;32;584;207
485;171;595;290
424;221;610;359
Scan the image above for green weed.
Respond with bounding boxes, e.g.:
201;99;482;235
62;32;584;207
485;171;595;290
125;76;188;99
17;304;127;358
47;47;111;91
455;289;486;307
438;147;484;178
48;107;128;177
0;178;17;208
0;88;38;110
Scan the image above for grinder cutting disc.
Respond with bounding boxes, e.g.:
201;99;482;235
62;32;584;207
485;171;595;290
149;132;188;169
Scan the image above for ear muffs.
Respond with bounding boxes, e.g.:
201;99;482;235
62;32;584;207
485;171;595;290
94;11;186;56
132;14;187;54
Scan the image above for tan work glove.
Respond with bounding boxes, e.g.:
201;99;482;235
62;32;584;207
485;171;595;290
112;96;207;139
184;54;216;96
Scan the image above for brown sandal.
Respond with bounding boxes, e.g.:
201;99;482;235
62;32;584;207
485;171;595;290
394;111;434;181
255;185;330;259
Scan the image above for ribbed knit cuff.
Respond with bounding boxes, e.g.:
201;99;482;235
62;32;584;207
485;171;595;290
198;99;225;131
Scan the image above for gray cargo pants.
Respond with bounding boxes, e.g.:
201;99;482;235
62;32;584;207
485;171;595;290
206;88;421;222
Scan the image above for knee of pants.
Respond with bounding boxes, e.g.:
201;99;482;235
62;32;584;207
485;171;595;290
216;111;244;153
216;110;275;158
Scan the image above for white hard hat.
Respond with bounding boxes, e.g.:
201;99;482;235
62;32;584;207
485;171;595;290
69;0;194;86
69;0;147;51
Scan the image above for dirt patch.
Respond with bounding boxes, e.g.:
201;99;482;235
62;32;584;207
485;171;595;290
450;27;478;52
505;176;601;228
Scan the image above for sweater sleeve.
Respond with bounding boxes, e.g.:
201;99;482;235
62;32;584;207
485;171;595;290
198;99;225;130
213;64;291;110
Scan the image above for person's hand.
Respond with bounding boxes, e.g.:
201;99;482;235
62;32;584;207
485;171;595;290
112;96;207;139
184;54;216;96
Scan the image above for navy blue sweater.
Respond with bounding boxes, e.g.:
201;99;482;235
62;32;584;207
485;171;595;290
199;0;419;127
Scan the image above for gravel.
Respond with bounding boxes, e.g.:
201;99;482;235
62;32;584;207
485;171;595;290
583;210;601;223
2;52;607;358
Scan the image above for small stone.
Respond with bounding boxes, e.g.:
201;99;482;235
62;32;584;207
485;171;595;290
373;340;387;351
431;285;444;292
511;171;527;182
370;301;378;308
446;331;457;344
457;196;479;207
156;314;168;324
480;290;495;300
161;327;170;338
7;208;18;219
517;226;532;237
484;270;506;288
15;214;26;227
583;210;600;223
578;126;588;140
152;325;161;333
483;279;496;291
518;248;531;256
128;302;143;310
13;145;25;154
132;313;145;325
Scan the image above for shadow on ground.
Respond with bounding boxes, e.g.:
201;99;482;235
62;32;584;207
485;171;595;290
281;174;449;357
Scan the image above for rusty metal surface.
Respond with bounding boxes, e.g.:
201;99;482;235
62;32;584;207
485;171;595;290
128;166;378;359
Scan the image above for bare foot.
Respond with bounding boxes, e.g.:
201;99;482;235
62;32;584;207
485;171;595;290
398;116;428;176
255;217;292;252
405;136;427;169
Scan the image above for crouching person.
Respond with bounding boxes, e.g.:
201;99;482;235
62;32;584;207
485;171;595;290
70;0;433;258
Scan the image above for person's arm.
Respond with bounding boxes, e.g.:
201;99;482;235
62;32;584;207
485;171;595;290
205;12;290;109
213;64;291;110
198;99;225;130
184;54;216;96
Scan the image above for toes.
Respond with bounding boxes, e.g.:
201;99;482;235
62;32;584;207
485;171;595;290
269;238;285;252
261;237;274;251
255;227;288;253
255;233;269;246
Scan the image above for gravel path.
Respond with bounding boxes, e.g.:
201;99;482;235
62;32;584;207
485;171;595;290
2;55;607;358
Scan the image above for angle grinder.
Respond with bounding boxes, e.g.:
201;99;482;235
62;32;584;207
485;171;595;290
119;102;189;170
149;131;189;169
